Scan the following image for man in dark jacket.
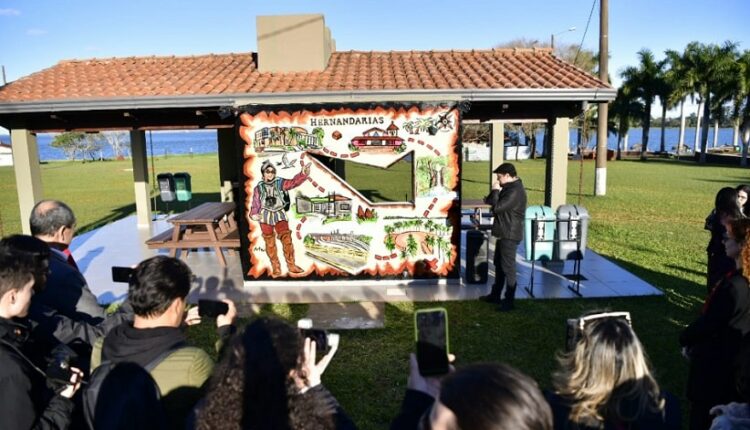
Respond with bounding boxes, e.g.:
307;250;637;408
0;243;83;429
480;163;527;311
30;200;105;322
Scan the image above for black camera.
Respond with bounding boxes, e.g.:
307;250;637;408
45;344;77;384
265;196;277;206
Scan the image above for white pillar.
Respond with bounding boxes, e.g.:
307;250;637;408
130;130;151;227
489;121;505;194
11;129;43;234
545;117;569;209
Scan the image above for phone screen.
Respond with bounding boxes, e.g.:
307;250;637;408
415;308;449;376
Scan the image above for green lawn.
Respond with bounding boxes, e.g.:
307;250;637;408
1;154;744;429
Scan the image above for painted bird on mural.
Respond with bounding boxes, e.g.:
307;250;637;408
277;152;298;169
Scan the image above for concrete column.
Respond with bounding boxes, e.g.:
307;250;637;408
489;121;505;193
545;117;569;209
130;130;151;227
11;129;43;234
217;128;237;202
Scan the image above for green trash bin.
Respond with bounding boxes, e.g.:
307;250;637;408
173;172;192;202
524;205;556;261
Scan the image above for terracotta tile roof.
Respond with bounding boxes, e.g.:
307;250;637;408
0;49;609;103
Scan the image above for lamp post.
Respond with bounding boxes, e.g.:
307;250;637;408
550;27;576;49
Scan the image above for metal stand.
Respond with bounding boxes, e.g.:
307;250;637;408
525;218;585;298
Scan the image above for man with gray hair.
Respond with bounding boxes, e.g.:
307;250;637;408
30;200;105;321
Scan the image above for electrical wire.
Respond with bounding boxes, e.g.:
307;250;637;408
573;0;598;67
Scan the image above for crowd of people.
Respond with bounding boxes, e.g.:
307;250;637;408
1;175;748;430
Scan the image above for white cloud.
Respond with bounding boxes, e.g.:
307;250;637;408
0;8;21;16
26;28;47;36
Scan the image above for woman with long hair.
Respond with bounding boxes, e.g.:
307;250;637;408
547;314;680;429
195;317;355;430
706;187;743;292
681;217;750;430
736;184;750;217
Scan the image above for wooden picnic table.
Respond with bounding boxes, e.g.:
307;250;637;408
146;202;240;267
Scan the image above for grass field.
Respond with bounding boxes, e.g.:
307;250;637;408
1;154;746;428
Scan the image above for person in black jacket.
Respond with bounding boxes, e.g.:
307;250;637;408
480;162;527;311
0;242;83;429
3;234;133;373
390;354;552;430
195;317;355;430
705;188;742;293
30;200;105;322
681;217;750;430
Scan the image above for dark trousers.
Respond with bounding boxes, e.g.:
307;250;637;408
493;238;520;298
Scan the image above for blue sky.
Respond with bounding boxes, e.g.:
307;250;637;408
0;0;748;132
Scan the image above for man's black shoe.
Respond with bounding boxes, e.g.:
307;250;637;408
497;300;515;312
479;294;501;303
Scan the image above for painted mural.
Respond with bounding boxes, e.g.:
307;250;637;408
238;105;460;280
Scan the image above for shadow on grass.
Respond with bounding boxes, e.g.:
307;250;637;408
77;191;223;234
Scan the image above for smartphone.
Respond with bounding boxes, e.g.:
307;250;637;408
111;266;135;283
414;307;450;376
198;299;229;318
300;328;329;353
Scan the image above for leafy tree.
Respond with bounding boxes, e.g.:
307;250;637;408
620;49;664;160
51;132;85;160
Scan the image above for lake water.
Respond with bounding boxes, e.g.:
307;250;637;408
0;126;740;162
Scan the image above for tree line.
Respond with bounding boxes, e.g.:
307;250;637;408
615;41;749;163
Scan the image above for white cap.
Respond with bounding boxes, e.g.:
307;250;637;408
297;318;313;329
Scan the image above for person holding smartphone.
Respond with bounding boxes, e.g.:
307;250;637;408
0;243;83;429
390;355;552;430
195;317;355;429
479;162;527;311
90;256;237;429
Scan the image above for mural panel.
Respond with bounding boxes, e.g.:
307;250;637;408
238;105;460;281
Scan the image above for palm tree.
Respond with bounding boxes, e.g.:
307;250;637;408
664;48;696;155
620;49;664;161
610;87;642;159
654;61;675;154
735;50;750;165
681;41;740;163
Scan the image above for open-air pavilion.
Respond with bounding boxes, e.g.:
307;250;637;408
0;14;650;305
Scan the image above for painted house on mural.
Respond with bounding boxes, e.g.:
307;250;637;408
0;14;614;288
296;193;353;219
350;122;404;150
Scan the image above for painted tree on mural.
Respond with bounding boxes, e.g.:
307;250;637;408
417;157;448;193
406;234;418;257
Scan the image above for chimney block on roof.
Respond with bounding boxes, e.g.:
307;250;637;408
257;14;335;73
